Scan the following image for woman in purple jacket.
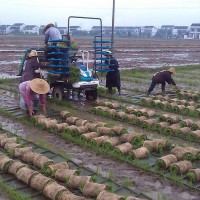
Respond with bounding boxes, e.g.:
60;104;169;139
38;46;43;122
21;50;47;82
19;78;50;116
147;67;178;95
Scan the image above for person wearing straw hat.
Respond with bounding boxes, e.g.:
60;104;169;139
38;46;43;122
147;67;178;96
19;78;50;116
21;50;47;83
104;50;121;95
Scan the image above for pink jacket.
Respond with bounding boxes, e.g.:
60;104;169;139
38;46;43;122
19;81;46;107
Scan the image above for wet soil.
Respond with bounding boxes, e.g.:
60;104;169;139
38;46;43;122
0;89;200;200
1;36;200;200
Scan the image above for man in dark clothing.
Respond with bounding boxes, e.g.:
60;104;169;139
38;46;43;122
21;50;47;82
147;67;177;95
104;51;121;95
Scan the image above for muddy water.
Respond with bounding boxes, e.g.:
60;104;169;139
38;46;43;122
0;90;200;200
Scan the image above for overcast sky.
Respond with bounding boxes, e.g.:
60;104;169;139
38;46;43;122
1;0;200;29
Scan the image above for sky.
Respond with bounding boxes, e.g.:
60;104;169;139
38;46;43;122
1;0;200;29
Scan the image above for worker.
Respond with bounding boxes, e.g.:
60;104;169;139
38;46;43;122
19;78;50;116
43;23;62;60
43;23;62;45
20;50;47;82
147;67;178;96
104;50;121;95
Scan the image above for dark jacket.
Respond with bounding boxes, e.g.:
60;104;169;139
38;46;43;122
21;57;45;82
152;70;176;85
105;57;121;88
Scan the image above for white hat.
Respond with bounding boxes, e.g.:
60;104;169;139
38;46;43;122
29;50;38;58
104;50;113;56
30;78;50;94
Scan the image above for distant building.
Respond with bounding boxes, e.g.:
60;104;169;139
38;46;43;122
57;27;67;35
141;26;157;38
172;26;189;38
10;23;25;34
189;23;200;39
23;25;39;35
0;25;11;34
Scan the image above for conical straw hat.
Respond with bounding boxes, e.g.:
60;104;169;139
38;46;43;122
30;78;50;94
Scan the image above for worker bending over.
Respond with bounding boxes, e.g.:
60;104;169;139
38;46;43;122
147;67;178;96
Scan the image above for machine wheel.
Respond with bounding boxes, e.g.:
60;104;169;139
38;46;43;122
85;89;97;101
52;86;64;100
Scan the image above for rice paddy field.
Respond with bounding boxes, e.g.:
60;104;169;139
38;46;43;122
0;35;200;200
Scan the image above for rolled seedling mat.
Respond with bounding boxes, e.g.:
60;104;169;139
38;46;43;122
8;160;27;175
102;137;120;150
67;175;91;189
171;146;193;161
33;155;54;169
165;103;175;112
76;126;88;134
143;140;164;152
0;155;13;171
182;106;195;115
170;102;179;112
116;111;128;119
14;147;33;158
187;101;196;106
176;105;185;111
120;133;143;143
137;116;147;124
177;127;191;137
177;91;185;98
126;196;146;200
191;122;200;131
65;125;78;135
75;119;88;126
90;136;110;146
170;160;193;175
192;130;200;138
85;123;99;131
96;121;107;127
108;109;117;115
153;100;162;108
54;123;69;132
187;168;200;182
37;117;50;125
128;147;150;160
96;190;124;200
141;119;156;129
111;126;127;135
60;111;71;119
44;119;58;129
113;142;133;155
179;99;188;105
154;122;169;132
159;114;171;122
126;114;137;122
166;115;181;124
179;119;194;127
185;147;200;159
16;167;39;185
153;139;172;149
97;127;113;135
4;142;21;151
170;98;179;103
0;134;7;140
107;102;119;109
81;132;99;141
96;99;105;106
163;124;179;136
33;114;46;120
22;151;42;164
156;154;177;169
0;137;17;147
43;181;66;200
55;169;78;182
58;190;87;200
144;110;156;118
82;181;107;198
65;116;79;125
157;101;165;109
140;97;153;106
30;173;52;191
136;108;148;117
48;162;69;174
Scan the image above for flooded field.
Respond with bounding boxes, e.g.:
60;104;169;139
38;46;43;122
1;35;200;200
